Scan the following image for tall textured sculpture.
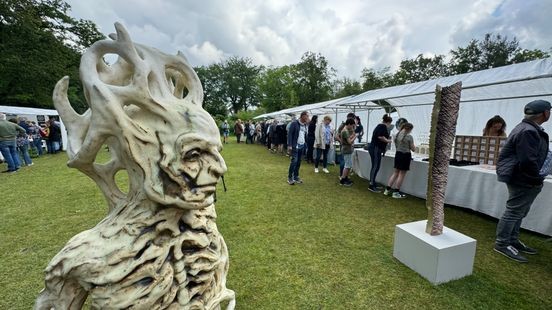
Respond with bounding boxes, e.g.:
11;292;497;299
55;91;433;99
425;82;462;235
35;23;235;309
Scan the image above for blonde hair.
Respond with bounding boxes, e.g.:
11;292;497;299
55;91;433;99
323;115;332;122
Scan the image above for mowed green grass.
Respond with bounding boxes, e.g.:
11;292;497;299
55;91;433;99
1;141;551;309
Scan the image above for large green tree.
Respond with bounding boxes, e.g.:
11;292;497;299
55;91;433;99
258;65;298;112
293;51;335;105
332;77;362;98
195;56;261;115
0;0;104;112
450;33;550;74
393;54;451;84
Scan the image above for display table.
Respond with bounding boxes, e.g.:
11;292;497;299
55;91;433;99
353;149;552;236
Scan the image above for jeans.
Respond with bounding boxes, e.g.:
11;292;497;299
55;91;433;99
288;145;304;180
236;134;242;143
0;140;21;171
495;183;543;247
338;153;344;176
18;142;33;165
51;141;61;153
368;144;384;187
314;145;330;168
33;137;43;156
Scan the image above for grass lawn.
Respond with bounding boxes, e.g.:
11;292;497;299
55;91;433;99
1;140;551;309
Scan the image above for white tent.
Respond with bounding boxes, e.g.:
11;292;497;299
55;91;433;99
0;105;68;151
331;58;552;146
254;95;360;119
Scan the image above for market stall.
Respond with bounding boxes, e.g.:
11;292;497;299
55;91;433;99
353;150;552;236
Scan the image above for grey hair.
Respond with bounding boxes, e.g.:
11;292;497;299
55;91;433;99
0;113;6;121
524;114;541;121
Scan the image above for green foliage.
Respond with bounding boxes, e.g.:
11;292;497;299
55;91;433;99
196;56;262;115
393;54;451;85
0;0;104;112
332;77;363;98
293;51;335;105
361;67;395;91
1;146;552;309
258;65;298;112
450;33;550;74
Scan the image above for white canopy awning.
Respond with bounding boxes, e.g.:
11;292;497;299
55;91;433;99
255;95;362;119
0;105;59;116
332;58;552;144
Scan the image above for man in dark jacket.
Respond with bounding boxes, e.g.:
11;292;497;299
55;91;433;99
287;111;309;185
494;100;550;263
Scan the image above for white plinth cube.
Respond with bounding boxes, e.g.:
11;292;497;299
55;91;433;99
393;220;476;285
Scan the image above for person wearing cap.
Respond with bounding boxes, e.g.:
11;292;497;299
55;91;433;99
494;99;551;263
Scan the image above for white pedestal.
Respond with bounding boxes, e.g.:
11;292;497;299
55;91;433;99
393;220;476;285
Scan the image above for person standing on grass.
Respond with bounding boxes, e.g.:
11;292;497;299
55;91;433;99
314;115;333;174
384;122;415;198
47;118;62;153
0;113;26;173
287;111;310;185
336;112;356;176
234;119;243;144
221;120;229;144
355;116;364;143
494;100;550;263
28;121;43;156
306;115;317;164
10;119;33;166
339;118;356;186
368;114;393;192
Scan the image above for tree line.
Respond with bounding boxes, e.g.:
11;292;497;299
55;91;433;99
1;0;550;119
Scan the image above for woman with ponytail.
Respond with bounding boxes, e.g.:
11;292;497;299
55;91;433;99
384;122;415;198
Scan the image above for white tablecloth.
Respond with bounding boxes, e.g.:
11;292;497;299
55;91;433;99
353;149;552;236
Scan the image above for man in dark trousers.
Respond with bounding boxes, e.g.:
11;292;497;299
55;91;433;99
287;111;310;185
495;100;550;263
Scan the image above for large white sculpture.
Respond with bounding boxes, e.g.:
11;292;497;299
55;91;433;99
35;23;235;309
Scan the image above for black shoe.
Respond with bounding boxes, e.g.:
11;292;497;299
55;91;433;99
494;245;528;263
512;241;538;255
343;179;353;187
368;186;382;193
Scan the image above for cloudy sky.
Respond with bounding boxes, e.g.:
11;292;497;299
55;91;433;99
65;0;552;78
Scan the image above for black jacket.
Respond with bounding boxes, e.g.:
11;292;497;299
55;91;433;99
496;119;549;186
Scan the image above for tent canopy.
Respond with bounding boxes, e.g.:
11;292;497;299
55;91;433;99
331;58;552;145
0;105;59;116
254;95;362;119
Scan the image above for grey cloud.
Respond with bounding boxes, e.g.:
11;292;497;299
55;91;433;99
451;0;552;52
66;0;548;79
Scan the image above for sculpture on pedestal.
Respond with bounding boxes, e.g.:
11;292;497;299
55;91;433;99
35;23;235;309
425;82;462;235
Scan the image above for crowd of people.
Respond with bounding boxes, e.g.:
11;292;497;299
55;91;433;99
224;100;552;264
0;113;63;173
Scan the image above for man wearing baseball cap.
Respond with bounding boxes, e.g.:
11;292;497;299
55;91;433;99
495;99;551;262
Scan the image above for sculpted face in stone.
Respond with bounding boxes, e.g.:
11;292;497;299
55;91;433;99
35;23;235;310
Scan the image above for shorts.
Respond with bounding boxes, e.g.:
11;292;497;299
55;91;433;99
223;131;229;137
343;153;353;169
394;151;412;171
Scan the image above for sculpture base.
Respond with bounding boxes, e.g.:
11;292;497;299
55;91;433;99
393;220;476;285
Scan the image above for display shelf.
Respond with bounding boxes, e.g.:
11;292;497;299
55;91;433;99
453;135;507;165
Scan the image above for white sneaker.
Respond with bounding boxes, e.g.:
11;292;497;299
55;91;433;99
323;168;330;174
314;168;319;173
